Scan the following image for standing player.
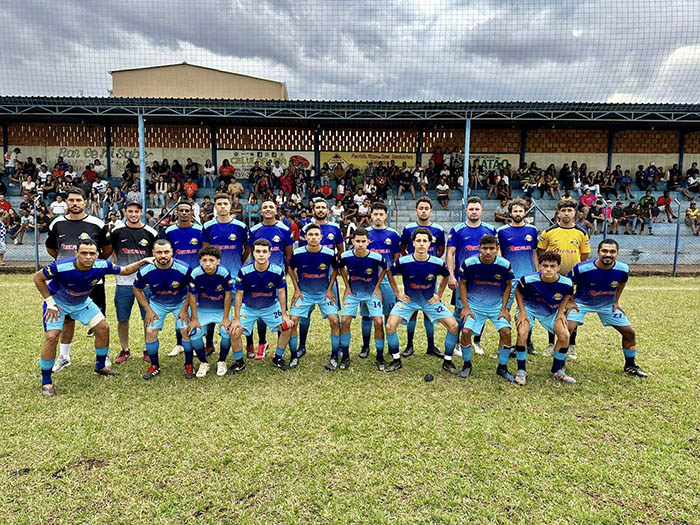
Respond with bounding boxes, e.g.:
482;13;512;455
496;197;539;354
537;199;590;359
45;187;112;372
288;224;342;369
111;199;157;364
230;239;294;370
399;197;446;358
458;235;514;381
446;196;497;355
514;251;575;385
247;200;294;360
34;239;152;396
567;239;648;378
385;228;460;373
133;240;194;380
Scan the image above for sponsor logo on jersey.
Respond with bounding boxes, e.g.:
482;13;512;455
216;284;223;291
525;234;533;241
267;282;275;288
328;233;335;241
90;279;99;286
494;274;501;280
78;232;91;240
610;280;619;288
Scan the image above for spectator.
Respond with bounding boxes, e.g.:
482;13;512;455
126;184;141;204
611;201;626;234
330;200;344;222
146;209;157;228
588;201;606;235
184;177;198;199
579;188;596;208
89;187;101;217
418;169;429;196
153;175;167;207
230;195;243;221
657;190;676;223
93;159;106;178
685;201;699;235
494;198;509;223
4;146;21;176
12;208;34;245
637;200;654;235
202;159;216;188
635;164;648;191
41;174;57;204
106;211;125;231
601;170;618;200
485;170;499;199
227;178;244;198
201;195;214;219
82;164;98;184
431;146;443;170
397;166;415;200
357;198;371;227
92;175;108;196
682;171;700;200
49;194;67;218
0;194;11;214
219;159;235;185
436;176;450;211
19;193;35;215
342;214;357;241
0;210;6;265
21;174;36;196
667;166;683;192
620;170;634;199
245;195;261;225
64;164;78;181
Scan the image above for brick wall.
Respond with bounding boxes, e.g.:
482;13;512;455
528;129;608;153
683;131;700;154
8;123;105;147
613;130;679;154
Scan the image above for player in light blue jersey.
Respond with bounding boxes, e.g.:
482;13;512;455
288;224;341;369
458;235;515;381
186;246;237;379
230;238;294;371
384;227;459;373
34;239;152;396
567;239;648;378
399;197;446;359
514;251;575;385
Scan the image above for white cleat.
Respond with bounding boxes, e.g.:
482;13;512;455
196;362;211;378
567;345;578;360
544;343;555;356
52;356;71;373
472;342;484;355
168;345;184;357
216;361;227;376
105;354;112;368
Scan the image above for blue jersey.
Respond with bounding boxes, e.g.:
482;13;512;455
189;264;234;311
202;218;249;278
134;259;191;307
517;272;574;317
400;222;446;257
393;254;449;306
235;262;286;309
571;259;629;309
459;255;514;310
298;222;344;253
289;246;339;297
367;227;401;269
497;224;538;280
164;223;203;269
447;222;497;271
340;249;388;299
43;258;121;306
249;221;294;269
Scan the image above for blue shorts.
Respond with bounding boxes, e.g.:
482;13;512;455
114;284;146;323
290;294;339;319
360;279;395;317
43;297;103;331
149;300;188;331
567;303;630;327
240;302;284;335
519;310;558;334
506;280;517;310
463;306;511;333
390;300;452;324
191;308;231;339
343;294;383;318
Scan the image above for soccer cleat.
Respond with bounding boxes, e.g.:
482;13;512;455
168;345;184;357
544;343;555;356
297;346;307;359
196;362;211;378
41;384;55;397
143;351;151;363
255;343;268;360
568;345;578;360
325;358;338;371
246;345;255;359
143;365;160;380
496;367;515;382
375;358;385;371
359;346;370;359
442;359;459;375
339;355;350;370
473;342;484;355
184;364;195;379
527;341;537;355
114;349;131;364
216;361;228;376
52;356;71;373
459;364;472;379
227;360;246;375
288;357;300;369
94;367;119;376
205;345;215;357
426;346;444;358
385;358;403;373
623;365;649;378
272;356;289;371
551;369;576;384
514;369;527;386
401;345;415;358
105;354;112;368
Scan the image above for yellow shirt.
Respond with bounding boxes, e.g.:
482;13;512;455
537;224;591;275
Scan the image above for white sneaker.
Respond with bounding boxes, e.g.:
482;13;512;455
196;362;210;378
52;356;71;372
216;361;227;376
168;345;184;357
473;342;484;355
568;345;578;360
544;343;555;356
105;354;112;368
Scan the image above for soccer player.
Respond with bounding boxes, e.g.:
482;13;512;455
446;196;497;355
567;239;648;378
186;245;237;377
288;224;341;369
514;251;575;385
399;197;446;359
338;227;394;371
537;199;590;359
385;228;459;373
111;199;157;364
45;186;112;372
247;200;294;360
34;239;152;396
230;239;294;370
497;197;539;354
458;235;514;381
133;240;193;380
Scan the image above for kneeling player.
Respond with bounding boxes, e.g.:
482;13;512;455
230;239;294;370
385;228;460;373
567;239;648;377
34;239;152;396
514;251;575;385
187;246;237;378
458;235;514;381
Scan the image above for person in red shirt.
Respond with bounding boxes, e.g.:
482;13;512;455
82;164;97;183
431;146;444;169
320;181;332;198
183;177;198;199
0;194;11;214
656;190;677;222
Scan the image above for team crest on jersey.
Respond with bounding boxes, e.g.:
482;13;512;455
328;233;335;241
190;238;198;245
426;274;435;281
525;234;533;241
229;233;237;241
139;239;149;247
78;232;91;240
384;238;392;245
216;284;223;291
494;274;501;280
240;313;247;319
319;263;327;270
553;293;563;301
267;282;275;288
571;239;579;246
272;235;281;243
365;268;373;275
171;281;180;288
610;281;619;288
90;279;99;286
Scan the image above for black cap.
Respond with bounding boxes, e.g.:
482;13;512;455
125;198;142;209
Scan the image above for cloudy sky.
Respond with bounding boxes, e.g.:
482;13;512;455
3;0;700;103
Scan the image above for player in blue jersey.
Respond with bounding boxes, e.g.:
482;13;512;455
446;196;497;355
497;197;539;355
288;224;341;368
34;239;152;396
567;239;648;378
384;228;459;373
230;238;294;370
247;200;294;360
186;246;237;378
458;235;515;381
514;251;575;385
399;197;446;359
133;239;194;380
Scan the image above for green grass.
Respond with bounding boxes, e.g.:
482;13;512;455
1;275;698;524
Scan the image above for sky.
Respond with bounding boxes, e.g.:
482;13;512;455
2;0;700;103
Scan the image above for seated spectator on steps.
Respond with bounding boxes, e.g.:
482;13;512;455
436;176;450;210
494;199;509;224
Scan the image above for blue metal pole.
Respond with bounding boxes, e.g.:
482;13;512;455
462;118;471;222
138;113;147;220
34;196;39;271
672;199;682;276
416;129;423;168
519;128;527;171
105;124;112;178
210;126;217;175
314;127;321;179
603;203;608;239
2;123;8;157
607;130;615;169
679;131;686;176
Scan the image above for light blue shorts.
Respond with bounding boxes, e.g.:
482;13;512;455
567;303;630;327
463;306;511;334
191;308;231;339
343;294;383;318
360;279;395;317
506;280;517;310
518;309;558;335
240;302;284;335
390;300;452;324
43;298;102;331
290;294;339;319
149;300;188;331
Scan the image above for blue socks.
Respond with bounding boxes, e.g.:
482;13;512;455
361;317;372;348
623;347;637;367
387;332;400;359
339;332;351;359
146;340;160;367
275;346;285;358
40;358;54;385
425;317;435;348
182;339;195;365
95;346;109;371
233;350;244;361
330;334;340;359
190;338;206;363
497;346;510;367
299;317;310;348
257;319;267;345
406;317;417;346
219;334;231;362
552;349;568;373
375;337;385;361
444;332;458;358
175;329;182;346
289;335;299;359
515;344;527;371
461;345;472;368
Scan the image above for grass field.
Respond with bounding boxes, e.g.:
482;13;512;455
1;274;698;524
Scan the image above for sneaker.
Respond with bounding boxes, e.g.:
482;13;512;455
526;341;537;355
52;356;71;373
246;345;255;359
94;367;119;376
473;342;484;355
143;365;160;380
297;346;307;359
168;345;184;357
216;361;227;376
196;362;210;378
401;345;415;358
514;369;527;386
288;357;300;369
105;354;112;368
184;364;195;379
359;346;370;359
41;384;55;397
385;358;403;372
143;351;151;363
227;360;246;375
568;345;578;360
442;359;458;375
375;358;385;371
114;349;131;364
496;366;515;382
544;343;555;356
459;364;472;379
325;358;338;371
551;368;576;384
623;365;649;378
255;343;268;360
272;356;288;370
205;345;215;357
339;355;350;370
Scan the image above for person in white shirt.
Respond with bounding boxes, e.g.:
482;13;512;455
92;177;108;195
330;201;344;222
4;147;20;176
364;179;376;196
64;165;78;181
202;159;216;188
443;148;453;167
353;188;365;207
272;160;284;189
93;159;106;177
37;164;50;184
336;182;345;200
21;175;37;196
49;195;68;218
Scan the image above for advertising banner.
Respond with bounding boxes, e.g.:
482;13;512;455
217;150;314;179
320;151;417;170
